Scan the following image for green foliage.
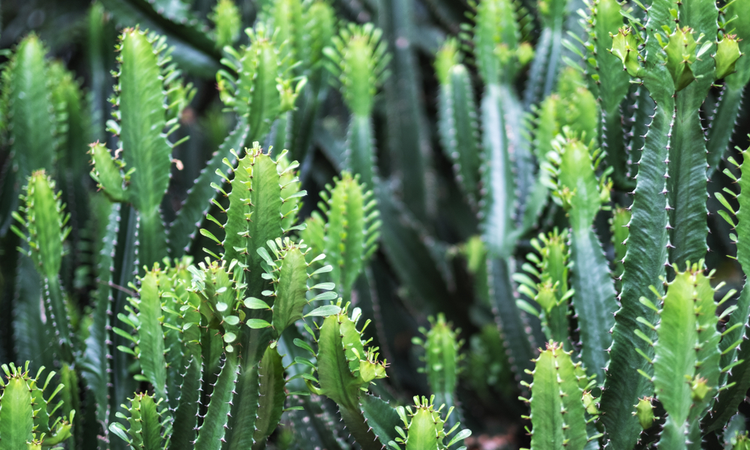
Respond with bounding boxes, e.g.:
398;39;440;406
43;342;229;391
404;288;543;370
413;314;463;432
302;172;380;302
435;39;481;208
0;363;75;448
3;0;750;448
306;306;390;448
524;342;588;450
515;229;572;348
325;23;389;189
390;396;471;450
211;0;241;49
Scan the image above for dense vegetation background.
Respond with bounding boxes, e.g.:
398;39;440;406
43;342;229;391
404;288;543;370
2;0;750;448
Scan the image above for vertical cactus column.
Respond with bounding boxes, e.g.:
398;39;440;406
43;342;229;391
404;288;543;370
12;171;73;362
413;314;463;433
649;263;721;448
435;39;481;209
325;23;390;190
601;0;742;445
707;142;750;429
473;0;537;384
515;229;573;349
167;24;302;256
523;0;568;107
302;172;380;303
90;28;194;269
2;33;57;226
524;342;589;450
584;0;631;189
600;3;678;443
549;136;616;385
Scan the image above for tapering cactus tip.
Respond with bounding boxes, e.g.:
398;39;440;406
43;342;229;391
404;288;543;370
211;0;241;48
435;38;461;85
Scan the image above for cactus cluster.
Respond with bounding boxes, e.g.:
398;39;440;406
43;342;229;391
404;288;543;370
3;0;750;448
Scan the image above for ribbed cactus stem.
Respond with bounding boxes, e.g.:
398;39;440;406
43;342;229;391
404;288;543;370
525;342;588;450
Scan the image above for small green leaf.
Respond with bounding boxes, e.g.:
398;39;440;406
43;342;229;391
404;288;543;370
245;297;271;309
305;305;341;317
247;319;273;329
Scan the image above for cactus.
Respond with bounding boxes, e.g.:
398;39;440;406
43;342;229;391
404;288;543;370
548;134;615;384
0;363;75;449
167;23;301;257
302;172;380;303
4;0;750;449
435;39;481;209
523;342;589;450
515;229;573;349
12;171;73;362
389;396;471;450
325;23;390;190
90;27;194;268
413;314;464;434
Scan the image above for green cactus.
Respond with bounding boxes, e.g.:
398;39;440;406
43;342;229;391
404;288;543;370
548;134;615;384
89;28;194;269
325;23;390;189
0;363;75;449
167;23;301;257
435;39;481;208
515;229;573;349
210;0;241;49
413;314;463;432
650;263;721;448
12;171;73;362
4;0;750;449
306;305;391;449
302;172;380;302
523;342;589;450
389;396;471;450
583;0;631;189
